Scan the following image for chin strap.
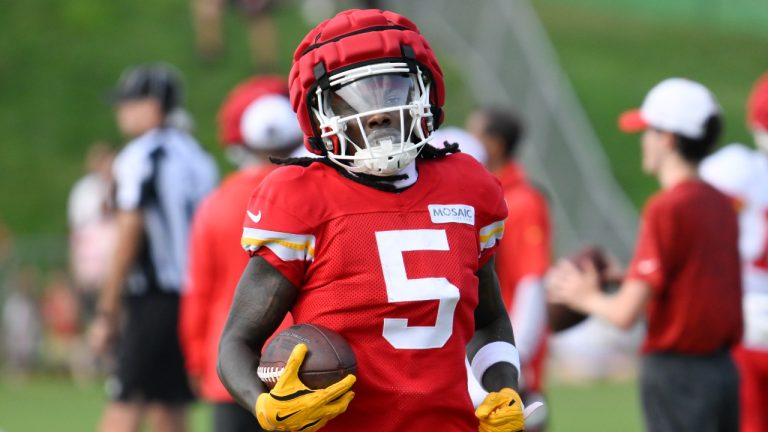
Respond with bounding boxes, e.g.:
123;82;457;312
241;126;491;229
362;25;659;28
269;140;460;193
270;155;409;192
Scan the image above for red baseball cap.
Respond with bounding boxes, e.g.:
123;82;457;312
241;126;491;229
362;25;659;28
747;73;768;131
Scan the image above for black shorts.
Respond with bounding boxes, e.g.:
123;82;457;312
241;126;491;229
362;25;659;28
213;402;265;432
640;350;739;432
108;294;194;404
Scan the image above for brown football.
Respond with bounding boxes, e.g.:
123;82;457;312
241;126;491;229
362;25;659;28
548;245;613;333
257;323;357;390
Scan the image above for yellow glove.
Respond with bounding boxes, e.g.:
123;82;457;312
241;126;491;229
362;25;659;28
475;387;525;432
255;343;356;432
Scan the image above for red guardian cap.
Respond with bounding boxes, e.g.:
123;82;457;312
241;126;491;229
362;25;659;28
217;76;290;147
288;9;445;156
747;73;768;131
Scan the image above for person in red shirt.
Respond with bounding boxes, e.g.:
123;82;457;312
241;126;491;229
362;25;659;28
217;9;536;432
467;107;550;431
548;78;742;432
700;73;768;432
734;73;768;432
179;76;302;432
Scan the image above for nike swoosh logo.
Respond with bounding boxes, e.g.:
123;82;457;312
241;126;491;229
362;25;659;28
247;210;262;224
275;410;299;422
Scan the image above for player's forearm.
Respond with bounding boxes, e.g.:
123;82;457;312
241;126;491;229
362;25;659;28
218;335;267;409
98;211;143;317
218;257;298;410
99;260;129;317
469;257;520;392
583;279;650;330
471;314;520;392
481;361;520;393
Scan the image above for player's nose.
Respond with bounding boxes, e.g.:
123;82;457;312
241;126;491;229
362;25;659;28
365;112;394;130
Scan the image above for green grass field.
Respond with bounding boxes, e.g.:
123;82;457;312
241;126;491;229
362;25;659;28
0;376;643;432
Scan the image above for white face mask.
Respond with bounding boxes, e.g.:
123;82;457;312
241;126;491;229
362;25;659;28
754;129;768;154
313;64;434;176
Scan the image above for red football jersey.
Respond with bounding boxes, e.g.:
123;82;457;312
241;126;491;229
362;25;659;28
626;180;742;354
241;153;507;431
495;162;550;307
494;162;550;393
180;167;294;402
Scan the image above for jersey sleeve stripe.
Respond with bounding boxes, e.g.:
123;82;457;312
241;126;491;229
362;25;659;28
479;220;505;251
241;227;316;261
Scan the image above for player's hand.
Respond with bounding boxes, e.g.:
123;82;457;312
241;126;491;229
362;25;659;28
476;387;525;432
546;259;601;313
255;343;356;432
87;314;117;356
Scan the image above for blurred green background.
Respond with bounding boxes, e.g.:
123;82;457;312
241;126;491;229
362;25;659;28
537;0;768;208
1;0;767;431
1;0;767;235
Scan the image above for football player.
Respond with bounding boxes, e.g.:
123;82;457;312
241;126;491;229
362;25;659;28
179;76;302;432
699;73;768;432
467;107;550;431
217;9;530;432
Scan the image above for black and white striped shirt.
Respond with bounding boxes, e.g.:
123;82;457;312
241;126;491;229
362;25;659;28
113;127;218;296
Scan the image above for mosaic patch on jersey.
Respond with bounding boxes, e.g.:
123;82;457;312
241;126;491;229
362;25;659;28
428;204;475;226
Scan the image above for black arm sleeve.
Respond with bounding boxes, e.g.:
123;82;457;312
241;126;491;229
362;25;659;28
467;256;520;392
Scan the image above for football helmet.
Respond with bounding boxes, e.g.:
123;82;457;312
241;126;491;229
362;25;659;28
747;73;768;153
289;9;445;176
110;63;183;113
217;76;293;148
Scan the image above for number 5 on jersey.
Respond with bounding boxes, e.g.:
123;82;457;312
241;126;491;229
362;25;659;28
375;230;460;350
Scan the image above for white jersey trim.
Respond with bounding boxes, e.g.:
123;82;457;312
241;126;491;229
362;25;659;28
479;220;505;251
241;227;316;262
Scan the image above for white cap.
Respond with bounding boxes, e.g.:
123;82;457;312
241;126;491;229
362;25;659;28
619;78;720;139
240;95;303;151
429;126;488;165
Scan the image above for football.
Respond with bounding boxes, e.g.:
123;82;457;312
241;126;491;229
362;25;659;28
257;323;357;390
548;245;614;332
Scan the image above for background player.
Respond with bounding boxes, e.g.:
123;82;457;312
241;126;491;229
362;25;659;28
429;126;488;165
179;76;304;432
547;78;742;432
88;63;218;432
467;106;551;431
699;72;768;432
217;9;530;432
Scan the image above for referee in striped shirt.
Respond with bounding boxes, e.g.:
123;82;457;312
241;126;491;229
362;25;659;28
89;63;218;432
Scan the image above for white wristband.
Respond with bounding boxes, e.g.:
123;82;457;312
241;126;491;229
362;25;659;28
470;341;521;385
